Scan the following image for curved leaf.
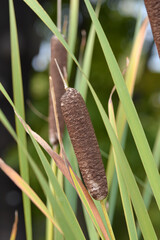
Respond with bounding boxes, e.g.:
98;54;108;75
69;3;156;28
83;0;160;211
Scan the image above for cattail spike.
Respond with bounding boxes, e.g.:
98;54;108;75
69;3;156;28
49;35;67;146
144;0;160;57
61;88;108;200
57;0;62;32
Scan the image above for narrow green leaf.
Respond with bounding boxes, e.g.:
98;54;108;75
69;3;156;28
24;119;109;240
83;207;99;240
68;0;79;77
78;1;101;100
64;126;100;238
0;98;85;240
138;125;160;238
9;0;32;239
0;109;83;240
45;200;53;240
86;80;157;240
0;84;109;240
64;134;78;214
45;158;57;240
69;167;109;240
24;158;77;240
1;110;84;237
0;111;62;233
108;96;138;240
107;18;148;188
143;124;160;204
143;125;160;206
108;170;118;224
83;0;160;211
0;158;62;234
0;83;72;191
109;124;128;223
28;130;85;240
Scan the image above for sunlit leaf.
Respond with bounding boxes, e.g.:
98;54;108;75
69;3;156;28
108;90;138;240
86;80;157;240
107;17;148;189
83;0;160;211
9;0;32;238
10;211;18;240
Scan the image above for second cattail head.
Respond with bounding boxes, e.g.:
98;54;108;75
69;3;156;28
61;88;108;200
144;0;160;57
49;35;67;146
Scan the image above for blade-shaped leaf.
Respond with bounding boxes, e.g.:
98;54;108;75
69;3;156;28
107;18;148;188
19;115;109;240
0;111;84;240
10;211;18;240
27;128;85;240
0;84;109;240
63;131;79;213
77;1;101;100
68;0;79;77
143;125;160;206
69;166;109;240
9;0;32;238
137;125;160;238
0;106;84;239
0;158;62;234
83;0;160;211
108;92;138;240
86;80;157;240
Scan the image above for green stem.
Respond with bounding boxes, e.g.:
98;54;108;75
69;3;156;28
100;200;116;240
45;146;58;240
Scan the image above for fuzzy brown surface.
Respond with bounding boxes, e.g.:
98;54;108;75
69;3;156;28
49;36;67;145
61;88;108;200
144;0;160;57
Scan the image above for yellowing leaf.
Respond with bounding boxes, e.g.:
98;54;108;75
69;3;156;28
0;158;62;234
10;211;18;240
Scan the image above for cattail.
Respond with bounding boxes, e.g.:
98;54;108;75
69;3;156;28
49;35;67;145
144;0;160;57
61;88;108;200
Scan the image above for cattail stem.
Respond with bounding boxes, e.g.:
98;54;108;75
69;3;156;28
27;100;48;122
79;30;87;62
10;211;18;240
62;15;68;37
54;59;68;90
45;146;58;240
46;145;61;240
49;77;70;174
57;0;61;32
100;200;116;240
46;194;54;240
49;76;63;147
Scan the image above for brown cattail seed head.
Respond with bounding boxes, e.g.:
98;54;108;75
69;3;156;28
49;36;67;145
61;88;108;200
144;0;160;57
